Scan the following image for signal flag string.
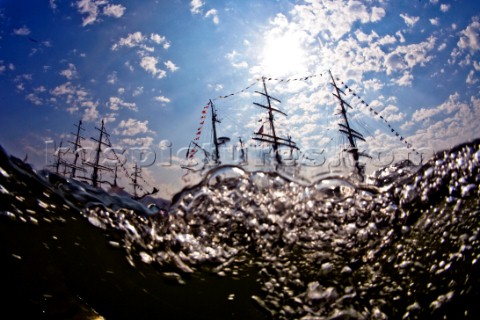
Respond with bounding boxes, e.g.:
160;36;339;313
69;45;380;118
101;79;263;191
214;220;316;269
188;102;210;159
334;77;421;156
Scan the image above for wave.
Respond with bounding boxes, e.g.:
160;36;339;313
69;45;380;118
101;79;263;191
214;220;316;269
0;140;479;319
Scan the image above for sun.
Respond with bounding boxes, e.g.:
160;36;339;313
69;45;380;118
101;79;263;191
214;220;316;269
260;32;308;77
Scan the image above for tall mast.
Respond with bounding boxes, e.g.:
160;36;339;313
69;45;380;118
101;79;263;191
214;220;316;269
210;99;221;164
84;119;112;188
113;165;118;187
262;78;281;164
329;70;366;178
53;141;65;174
252;77;297;164
69;120;85;178
131;162;140;199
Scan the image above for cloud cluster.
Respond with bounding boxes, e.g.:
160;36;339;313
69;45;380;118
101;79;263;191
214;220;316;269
230;0;479;155
114;118;152;136
189;0;219;24
457;17;480;52
111;31;177;80
49;81;99;121
140;56;166;79
75;0;126;27
13;26;31;36
399;14;420;28
107;96;138;112
59;63;78;80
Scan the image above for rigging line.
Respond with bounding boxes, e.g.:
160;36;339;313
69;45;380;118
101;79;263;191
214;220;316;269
103;134;142;187
355;117;375;138
211;71;328;103
335;76;420;155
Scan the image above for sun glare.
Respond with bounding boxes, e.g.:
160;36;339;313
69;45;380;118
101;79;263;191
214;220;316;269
260;33;308;77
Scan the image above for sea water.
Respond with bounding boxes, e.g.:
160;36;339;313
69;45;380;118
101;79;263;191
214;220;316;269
0;141;479;319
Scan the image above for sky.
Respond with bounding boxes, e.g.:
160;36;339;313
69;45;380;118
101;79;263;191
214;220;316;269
0;0;479;199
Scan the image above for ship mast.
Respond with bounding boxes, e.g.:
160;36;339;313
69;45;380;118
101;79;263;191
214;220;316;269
329;70;367;178
68;120;85;178
52;141;67;174
210;99;221;164
131;162;141;199
84;119;113;188
252;77;298;164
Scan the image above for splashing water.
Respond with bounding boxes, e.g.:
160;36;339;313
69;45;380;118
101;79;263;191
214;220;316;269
0;140;479;319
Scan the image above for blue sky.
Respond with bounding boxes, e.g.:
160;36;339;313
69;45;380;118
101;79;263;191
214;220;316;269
0;0;479;198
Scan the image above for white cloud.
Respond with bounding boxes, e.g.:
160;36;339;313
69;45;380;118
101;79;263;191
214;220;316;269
190;0;204;14
164;60;179;72
457;18;480;52
140;56;166;79
76;0;126;27
112;31;146;50
440;4;450;13
82;100;99;121
107;71;118;84
379;104;405;122
430;18;439;26
34;86;47;93
205;9;219;24
76;0;102;27
49;0;57;10
125;61;134;71
394;71;413;87
115;118;151;136
107;96;138;111
232;61;248;68
355;30;379;43
474;61;480;71
412;92;463;122
363;78;384;91
409;93;480;150
13;25;30;36
50;82;76;96
226;50;249;69
370;7;386;23
378;34;397;46
59;63;78;80
154;95;171;105
0;61;14;74
290;1;386;41
103;4;125;18
400;13;420;28
132;86;144;97
466;70;478;85
121;137;154;147
438;43;447;51
150;33;166;45
25;93;43;106
384;36;436;74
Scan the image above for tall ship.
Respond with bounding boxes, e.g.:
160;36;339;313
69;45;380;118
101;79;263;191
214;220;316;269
50;119;158;200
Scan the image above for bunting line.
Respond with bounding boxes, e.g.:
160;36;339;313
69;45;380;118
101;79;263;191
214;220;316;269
335;77;420;156
212;72;326;101
188;102;210;159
